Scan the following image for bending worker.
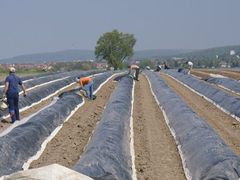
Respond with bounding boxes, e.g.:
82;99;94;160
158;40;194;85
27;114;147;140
4;67;27;123
129;64;140;81
76;76;94;100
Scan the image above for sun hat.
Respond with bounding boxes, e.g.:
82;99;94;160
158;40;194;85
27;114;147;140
9;67;16;73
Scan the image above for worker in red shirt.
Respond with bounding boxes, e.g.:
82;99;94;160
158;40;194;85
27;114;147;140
76;76;94;100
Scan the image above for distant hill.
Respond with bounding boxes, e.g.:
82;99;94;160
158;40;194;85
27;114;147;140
1;45;239;64
0;49;193;64
133;49;194;59
0;49;95;64
177;45;240;59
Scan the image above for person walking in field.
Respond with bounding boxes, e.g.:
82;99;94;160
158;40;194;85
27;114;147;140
186;61;193;74
76;76;94;100
129;64;140;81
3;67;27;123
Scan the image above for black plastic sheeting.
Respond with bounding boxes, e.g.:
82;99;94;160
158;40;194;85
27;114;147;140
145;70;240;180
164;70;240;118
0;71;78;98
0;71;60;86
206;76;240;94
0;72;114;176
73;75;134;180
0;70;105;97
0;70;105;119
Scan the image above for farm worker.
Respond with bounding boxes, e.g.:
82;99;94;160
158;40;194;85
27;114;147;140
186;61;193;74
163;62;170;69
155;65;161;72
129;64;140;81
76;76;94;100
3;67;27;123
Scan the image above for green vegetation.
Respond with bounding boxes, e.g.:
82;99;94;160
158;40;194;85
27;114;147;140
0;61;97;81
0;50;95;64
95;29;136;70
139;59;155;69
0;67;45;81
176;45;240;68
53;61;95;71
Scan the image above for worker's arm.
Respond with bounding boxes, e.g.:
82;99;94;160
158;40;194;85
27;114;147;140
18;78;27;96
79;79;83;88
21;84;27;96
3;82;9;96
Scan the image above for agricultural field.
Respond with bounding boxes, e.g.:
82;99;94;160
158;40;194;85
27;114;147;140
0;68;240;179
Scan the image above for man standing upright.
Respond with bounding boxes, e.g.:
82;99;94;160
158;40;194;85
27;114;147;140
4;67;27;123
186;61;193;74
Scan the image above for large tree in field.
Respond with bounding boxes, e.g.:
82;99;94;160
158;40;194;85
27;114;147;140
95;30;136;70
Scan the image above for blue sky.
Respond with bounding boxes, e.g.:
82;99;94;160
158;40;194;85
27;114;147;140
0;0;240;59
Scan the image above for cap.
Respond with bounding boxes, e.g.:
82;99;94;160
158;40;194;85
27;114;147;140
9;67;16;73
75;77;80;82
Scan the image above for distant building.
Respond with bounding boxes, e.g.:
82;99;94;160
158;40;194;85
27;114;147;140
93;62;108;69
230;50;236;56
172;57;184;61
219;61;227;68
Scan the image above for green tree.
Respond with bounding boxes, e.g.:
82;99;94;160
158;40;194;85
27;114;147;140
95;30;136;70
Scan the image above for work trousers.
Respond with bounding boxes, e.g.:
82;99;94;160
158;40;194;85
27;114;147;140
7;93;20;123
84;81;93;100
135;68;140;80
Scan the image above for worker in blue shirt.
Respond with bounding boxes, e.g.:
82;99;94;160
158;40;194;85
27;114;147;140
3;67;27;123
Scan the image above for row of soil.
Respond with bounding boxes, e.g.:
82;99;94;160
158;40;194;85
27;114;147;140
30;77;117;169
133;74;186;180
19;73;187;179
160;72;240;155
5;71;239;179
193;69;240;80
25;74;186;179
190;70;240;97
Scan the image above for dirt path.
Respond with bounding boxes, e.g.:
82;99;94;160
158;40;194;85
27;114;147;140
161;73;240;155
190;70;240;97
193;69;240;80
133;74;186;180
30;78;117;169
191;70;210;80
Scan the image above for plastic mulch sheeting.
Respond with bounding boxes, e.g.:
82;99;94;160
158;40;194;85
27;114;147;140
0;70;105;96
206;76;240;94
73;75;134;180
164;70;240;118
0;72;113;176
0;70;104;119
0;71;83;94
0;71;60;86
145;70;240;180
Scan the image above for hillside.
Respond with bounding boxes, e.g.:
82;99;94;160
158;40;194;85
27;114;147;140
133;49;194;59
0;49;193;64
177;45;240;59
0;45;239;64
0;50;95;64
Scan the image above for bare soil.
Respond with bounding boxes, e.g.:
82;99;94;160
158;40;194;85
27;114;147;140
191;70;240;97
193;69;240;80
133;74;186;180
191;70;210;80
30;78;117;169
161;73;240;155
